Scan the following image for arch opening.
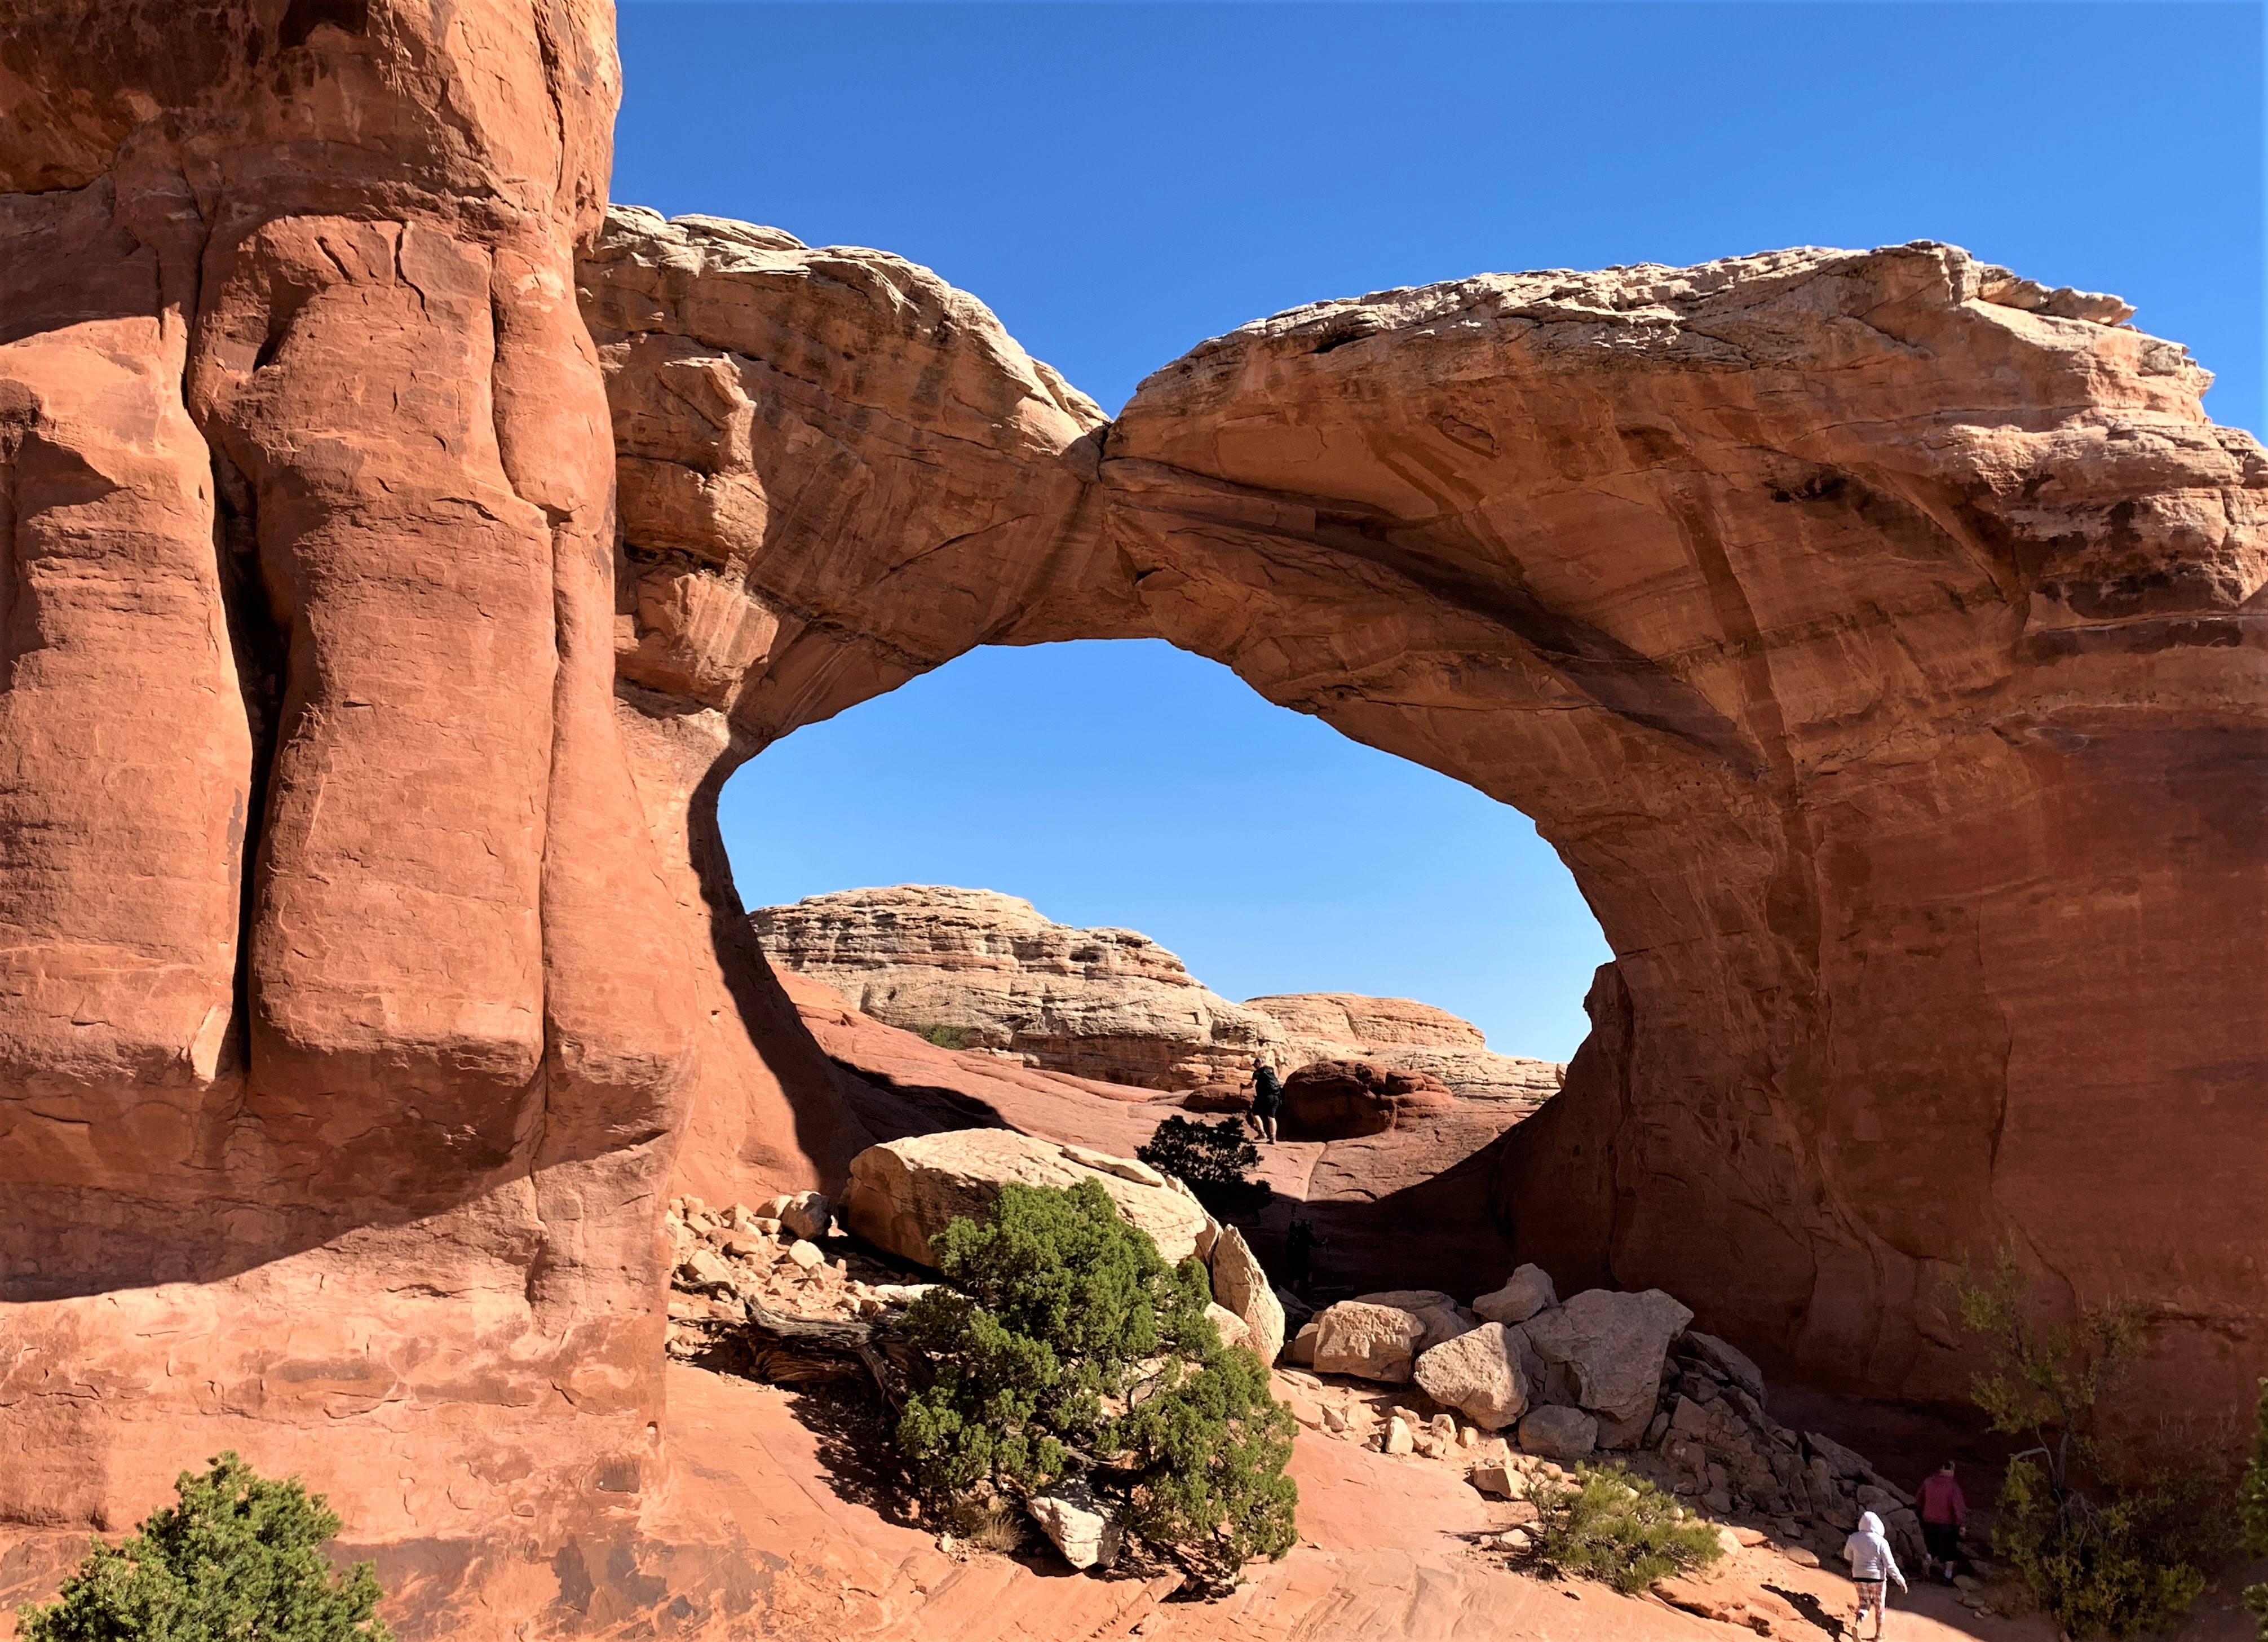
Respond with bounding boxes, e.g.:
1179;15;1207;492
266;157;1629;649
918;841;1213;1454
589;207;2268;1413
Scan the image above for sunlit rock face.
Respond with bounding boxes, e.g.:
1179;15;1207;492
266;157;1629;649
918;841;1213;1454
591;210;2267;1414
2;10;2263;1627
750;885;1287;1091
0;0;705;1624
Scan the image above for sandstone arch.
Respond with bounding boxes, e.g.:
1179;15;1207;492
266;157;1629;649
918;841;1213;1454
1;0;2263;1628
590;209;2268;1414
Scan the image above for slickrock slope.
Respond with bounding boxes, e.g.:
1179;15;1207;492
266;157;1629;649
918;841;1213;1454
751;885;1284;1088
591;209;2268;1415
1248;992;1564;1104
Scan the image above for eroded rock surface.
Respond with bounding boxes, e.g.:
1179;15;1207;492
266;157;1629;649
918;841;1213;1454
1280;1059;1457;1139
751;884;1284;1089
1247;993;1564;1104
0;0;726;1597
590;206;2267;1415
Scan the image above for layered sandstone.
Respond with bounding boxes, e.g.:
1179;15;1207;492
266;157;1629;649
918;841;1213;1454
589;207;2268;1417
1248;992;1564;1104
0;1;742;1620
751;885;1284;1088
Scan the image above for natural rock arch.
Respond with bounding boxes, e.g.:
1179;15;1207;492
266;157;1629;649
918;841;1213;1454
588;209;2268;1413
0;1;2262;1627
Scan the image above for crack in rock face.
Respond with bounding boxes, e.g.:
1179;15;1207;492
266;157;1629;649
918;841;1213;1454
1;3;2264;1635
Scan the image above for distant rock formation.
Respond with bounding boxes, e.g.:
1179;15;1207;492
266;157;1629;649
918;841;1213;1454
1249;993;1564;1105
1279;1059;1457;1140
750;885;1285;1090
750;886;1560;1102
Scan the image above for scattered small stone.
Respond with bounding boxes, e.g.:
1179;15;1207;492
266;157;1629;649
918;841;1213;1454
786;1240;824;1270
680;1249;734;1289
1783;1547;1820;1568
1383;1416;1414;1456
1469;1462;1515;1498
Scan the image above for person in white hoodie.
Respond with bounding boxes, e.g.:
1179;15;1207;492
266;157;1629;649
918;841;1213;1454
1843;1510;1908;1638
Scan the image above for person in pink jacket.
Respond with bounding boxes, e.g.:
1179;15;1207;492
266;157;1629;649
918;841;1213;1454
1916;1460;1969;1582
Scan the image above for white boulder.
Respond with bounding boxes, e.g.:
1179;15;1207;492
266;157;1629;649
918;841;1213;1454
1312;1300;1427;1383
1518;1404;1598;1464
1412;1321;1531;1431
1206;1223;1286;1365
1520;1287;1693;1446
1473;1264;1557;1326
842;1129;1211;1269
1355;1288;1475;1355
1028;1480;1123;1570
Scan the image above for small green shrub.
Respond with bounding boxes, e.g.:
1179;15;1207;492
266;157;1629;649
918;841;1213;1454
894;1179;1297;1590
1953;1249;2211;1639
2242;1379;2268;1639
1992;1455;2208;1640
918;1023;977;1051
1531;1463;1725;1594
1524;1460;1714;1587
16;1452;392;1641
1137;1116;1263;1214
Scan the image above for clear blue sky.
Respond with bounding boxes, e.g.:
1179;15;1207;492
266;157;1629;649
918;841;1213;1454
616;2;2264;1061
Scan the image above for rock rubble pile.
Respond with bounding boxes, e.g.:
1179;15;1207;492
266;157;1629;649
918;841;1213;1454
666;1129;1925;1582
1283;1262;1924;1566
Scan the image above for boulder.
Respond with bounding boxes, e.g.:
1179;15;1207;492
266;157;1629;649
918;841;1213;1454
1208;1224;1286;1365
1520;1289;1694;1442
775;1191;833;1242
1279;1059;1456;1140
1205;1302;1252;1352
1281;1319;1321;1368
1355;1289;1475;1355
1028;1481;1122;1570
1412;1322;1530;1431
680;1249;735;1290
1518;1404;1598;1465
1473;1264;1557;1326
843;1129;1210;1268
1312;1301;1427;1383
1679;1330;1766;1405
1469;1462;1517;1499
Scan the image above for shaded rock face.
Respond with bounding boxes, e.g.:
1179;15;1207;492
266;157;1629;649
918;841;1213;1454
750;884;1284;1089
586;207;2268;1417
1248;993;1564;1104
1280;1059;1457;1140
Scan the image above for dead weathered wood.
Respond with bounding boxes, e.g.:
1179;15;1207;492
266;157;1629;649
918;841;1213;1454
676;1296;904;1406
